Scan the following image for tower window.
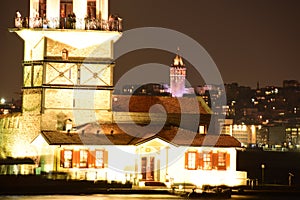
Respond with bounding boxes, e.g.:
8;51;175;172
60;0;73;18
87;0;96;19
62;48;68;60
39;0;47;18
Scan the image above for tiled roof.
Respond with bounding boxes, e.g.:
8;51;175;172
41;123;241;147
112;95;212;115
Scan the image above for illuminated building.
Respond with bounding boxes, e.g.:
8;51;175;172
169;50;186;97
3;0;121;158
32;126;247;187
0;0;247;188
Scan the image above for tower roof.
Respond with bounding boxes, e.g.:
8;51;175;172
172;48;185;67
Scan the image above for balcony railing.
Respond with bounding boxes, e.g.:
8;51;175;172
14;16;122;32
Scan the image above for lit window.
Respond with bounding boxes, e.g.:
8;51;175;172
87;0;96;19
95;150;104;168
218;152;226;167
63;150;73;168
199;125;206;134
203;152;212;170
185;151;197;170
188;152;196;169
79;150;88;168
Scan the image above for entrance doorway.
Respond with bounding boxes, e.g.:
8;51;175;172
141;156;155;181
60;0;73;18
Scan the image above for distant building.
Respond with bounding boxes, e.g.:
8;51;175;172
220;119;258;147
169;51;186;97
256;124;300;150
268;126;286;146
121;83;170;96
283;80;299;88
285;125;300;148
0;99;21;115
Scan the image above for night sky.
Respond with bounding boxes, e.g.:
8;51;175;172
0;0;300;100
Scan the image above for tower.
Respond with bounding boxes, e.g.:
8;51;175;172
11;0;122;133
169;50;186;97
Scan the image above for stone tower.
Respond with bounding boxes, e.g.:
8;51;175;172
11;0;122;134
169;50;186;97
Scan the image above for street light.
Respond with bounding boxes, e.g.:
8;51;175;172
289;172;294;187
261;164;265;185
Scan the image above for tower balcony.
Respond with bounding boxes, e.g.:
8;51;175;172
13;15;122;32
9;16;122;52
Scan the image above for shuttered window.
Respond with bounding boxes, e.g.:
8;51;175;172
187;152;197;170
203;151;212;170
79;150;88;168
217;152;226;170
95;150;104;168
184;150;231;171
61;149;73;168
60;149;108;169
184;151;198;170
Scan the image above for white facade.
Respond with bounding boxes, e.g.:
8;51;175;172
32;132;247;188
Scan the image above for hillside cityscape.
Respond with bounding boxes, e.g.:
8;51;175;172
119;79;300;150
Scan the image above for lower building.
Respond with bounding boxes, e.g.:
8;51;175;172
28;123;247;188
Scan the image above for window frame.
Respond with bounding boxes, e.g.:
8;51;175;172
203;151;212;170
95;149;104;168
185;151;198;170
217;151;227;170
79;149;88;168
62;149;73;168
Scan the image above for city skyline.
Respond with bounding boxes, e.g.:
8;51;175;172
1;0;300;100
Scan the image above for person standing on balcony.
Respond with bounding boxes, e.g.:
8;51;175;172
15;10;22;28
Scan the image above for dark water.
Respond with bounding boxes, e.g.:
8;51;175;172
0;194;300;200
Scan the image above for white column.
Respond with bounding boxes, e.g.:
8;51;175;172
30;0;40;18
73;0;88;29
47;0;60;28
97;0;108;21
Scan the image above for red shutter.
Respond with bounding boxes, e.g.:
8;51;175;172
226;153;230;170
198;152;203;169
212;153;218;170
195;151;199;170
103;150;108;168
184;152;188;169
60;149;64;167
88;150;95;168
73;150;79;168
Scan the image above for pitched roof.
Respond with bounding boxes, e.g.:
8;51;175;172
112;95;212;115
40;123;241;147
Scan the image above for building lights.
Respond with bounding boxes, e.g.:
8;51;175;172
0;98;5;104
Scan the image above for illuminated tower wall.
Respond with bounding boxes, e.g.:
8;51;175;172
13;0;121;133
170;53;186;97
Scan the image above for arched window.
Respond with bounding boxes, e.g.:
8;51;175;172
62;48;69;60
